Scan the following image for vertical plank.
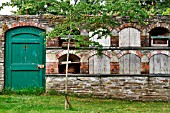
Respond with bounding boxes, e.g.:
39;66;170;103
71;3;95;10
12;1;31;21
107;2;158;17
119;55;124;74
89;55;94;74
129;54;135;74
154;55;161;74
168;57;170;74
95;55;101;74
160;54;168;74
129;28;140;47
123;54;130;74
129;54;141;74
135;29;141;47
102;55;110;74
150;56;154;74
135;54;141;74
119;28;130;47
129;28;135;47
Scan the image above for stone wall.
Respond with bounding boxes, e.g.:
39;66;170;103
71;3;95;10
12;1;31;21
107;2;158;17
0;15;170;101
46;76;170;101
0;33;4;90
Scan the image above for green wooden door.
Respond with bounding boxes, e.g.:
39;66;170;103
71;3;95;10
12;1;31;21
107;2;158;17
5;27;45;90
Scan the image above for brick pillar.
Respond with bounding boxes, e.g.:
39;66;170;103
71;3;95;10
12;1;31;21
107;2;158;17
141;36;149;47
141;62;149;74
111;36;119;47
80;62;89;74
46;37;59;47
110;62;119;74
46;62;59;74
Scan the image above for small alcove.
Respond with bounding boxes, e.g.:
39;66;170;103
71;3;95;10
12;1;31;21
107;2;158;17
58;54;80;74
149;27;170;47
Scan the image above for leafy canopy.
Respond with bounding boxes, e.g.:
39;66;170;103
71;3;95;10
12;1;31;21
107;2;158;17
1;0;169;15
3;0;169;48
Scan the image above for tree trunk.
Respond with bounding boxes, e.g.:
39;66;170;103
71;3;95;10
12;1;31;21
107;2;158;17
65;34;72;110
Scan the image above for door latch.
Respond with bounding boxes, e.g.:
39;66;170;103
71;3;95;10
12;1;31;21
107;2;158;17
37;64;45;69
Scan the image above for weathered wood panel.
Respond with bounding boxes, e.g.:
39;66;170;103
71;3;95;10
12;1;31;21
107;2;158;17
119;28;140;47
119;28;129;47
161;54;168;73
119;55;124;74
89;31;110;46
89;55;94;74
150;54;169;74
119;54;141;74
135;55;141;74
124;54;130;74
89;54;110;74
130;54;136;74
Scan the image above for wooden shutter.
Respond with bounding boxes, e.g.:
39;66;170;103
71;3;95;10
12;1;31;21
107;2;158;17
119;54;141;74
89;54;110;74
150;54;169;74
119;28;140;47
89;31;110;46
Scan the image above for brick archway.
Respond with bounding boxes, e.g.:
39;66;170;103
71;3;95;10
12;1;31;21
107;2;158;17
9;22;45;30
147;22;170;33
56;50;82;59
3;21;46;38
88;51;111;59
117;50;143;59
147;51;170;59
116;23;142;32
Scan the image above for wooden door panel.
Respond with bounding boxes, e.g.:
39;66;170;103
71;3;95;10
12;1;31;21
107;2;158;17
5;27;45;90
11;43;40;64
11;71;40;89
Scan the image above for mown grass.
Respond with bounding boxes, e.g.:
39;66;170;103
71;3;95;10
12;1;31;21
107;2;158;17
0;94;169;113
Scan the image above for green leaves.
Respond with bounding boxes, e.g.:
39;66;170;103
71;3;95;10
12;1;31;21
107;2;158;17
1;0;152;51
45;0;150;51
163;8;170;15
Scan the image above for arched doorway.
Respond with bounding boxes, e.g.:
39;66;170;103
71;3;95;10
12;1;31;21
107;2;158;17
5;26;46;90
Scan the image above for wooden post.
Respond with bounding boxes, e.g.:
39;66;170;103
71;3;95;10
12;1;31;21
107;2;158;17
65;34;72;110
65;10;73;110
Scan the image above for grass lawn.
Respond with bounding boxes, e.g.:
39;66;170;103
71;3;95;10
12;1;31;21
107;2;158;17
0;94;169;113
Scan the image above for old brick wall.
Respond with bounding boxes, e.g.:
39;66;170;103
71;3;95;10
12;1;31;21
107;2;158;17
0;15;170;101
